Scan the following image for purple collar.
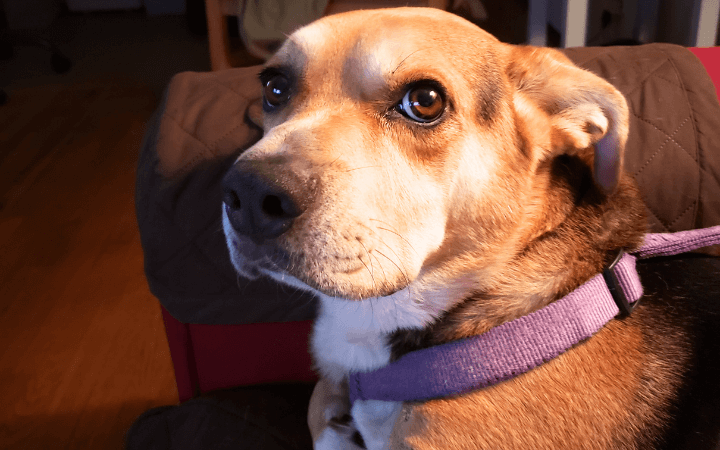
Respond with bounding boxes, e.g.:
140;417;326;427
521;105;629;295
348;226;720;405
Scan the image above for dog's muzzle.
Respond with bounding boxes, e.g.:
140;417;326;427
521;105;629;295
221;161;304;245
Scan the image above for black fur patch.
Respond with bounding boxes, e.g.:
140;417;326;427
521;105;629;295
637;255;720;450
475;59;504;124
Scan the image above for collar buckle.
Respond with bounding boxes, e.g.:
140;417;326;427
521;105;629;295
602;250;639;318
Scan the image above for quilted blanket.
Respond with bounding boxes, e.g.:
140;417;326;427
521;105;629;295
135;44;720;325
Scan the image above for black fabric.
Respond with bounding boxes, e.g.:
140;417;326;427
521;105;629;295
125;384;315;450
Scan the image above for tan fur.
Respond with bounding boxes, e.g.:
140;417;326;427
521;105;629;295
228;7;689;448
391;314;689;450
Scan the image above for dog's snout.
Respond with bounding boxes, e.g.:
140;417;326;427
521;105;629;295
222;166;302;243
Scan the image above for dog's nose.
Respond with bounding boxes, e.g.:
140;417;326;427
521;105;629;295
221;165;302;242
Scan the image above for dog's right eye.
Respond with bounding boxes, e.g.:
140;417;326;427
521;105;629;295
262;74;291;111
396;84;445;123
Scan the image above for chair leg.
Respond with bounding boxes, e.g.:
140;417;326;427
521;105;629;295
0;39;12;60
561;0;589;47
1;31;72;73
205;0;233;71
691;0;720;47
51;52;72;74
527;0;548;46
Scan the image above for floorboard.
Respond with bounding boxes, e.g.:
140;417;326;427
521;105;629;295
0;76;178;450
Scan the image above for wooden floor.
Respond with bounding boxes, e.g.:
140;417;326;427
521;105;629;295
0;77;179;449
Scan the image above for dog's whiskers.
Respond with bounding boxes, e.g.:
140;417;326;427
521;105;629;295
234;275;248;296
357;238;376;290
369;218;421;258
324;155;343;168
391;48;427;75
368;250;388;280
374;248;411;289
381;242;412;287
344;165;381;173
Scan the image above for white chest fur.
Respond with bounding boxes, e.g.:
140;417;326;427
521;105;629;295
258;270;454;449
311;286;439;383
256;266;466;383
311;290;425;450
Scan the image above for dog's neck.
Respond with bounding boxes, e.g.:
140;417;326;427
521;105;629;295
390;156;647;359
311;156;646;381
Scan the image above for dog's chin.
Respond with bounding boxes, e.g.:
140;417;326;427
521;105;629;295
256;264;408;301
229;249;408;301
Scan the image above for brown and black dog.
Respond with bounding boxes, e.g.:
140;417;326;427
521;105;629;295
221;7;720;449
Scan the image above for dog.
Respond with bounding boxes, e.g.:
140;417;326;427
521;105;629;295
220;7;720;449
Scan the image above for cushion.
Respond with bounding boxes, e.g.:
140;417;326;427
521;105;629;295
564;45;720;233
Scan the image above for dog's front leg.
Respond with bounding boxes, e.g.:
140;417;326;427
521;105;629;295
351;399;402;450
309;378;366;449
309;378;401;449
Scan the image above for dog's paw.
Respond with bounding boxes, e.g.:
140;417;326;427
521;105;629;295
328;414;367;448
316;418;367;450
351;400;401;450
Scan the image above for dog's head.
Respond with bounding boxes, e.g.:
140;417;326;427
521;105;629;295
222;8;637;317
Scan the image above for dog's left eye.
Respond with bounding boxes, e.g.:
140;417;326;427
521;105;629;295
397;85;445;123
262;74;291;111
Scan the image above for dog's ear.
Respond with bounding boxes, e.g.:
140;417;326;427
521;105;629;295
506;46;629;194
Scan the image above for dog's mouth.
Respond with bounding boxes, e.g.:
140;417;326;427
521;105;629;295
238;245;405;299
225;232;288;279
223;211;410;299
